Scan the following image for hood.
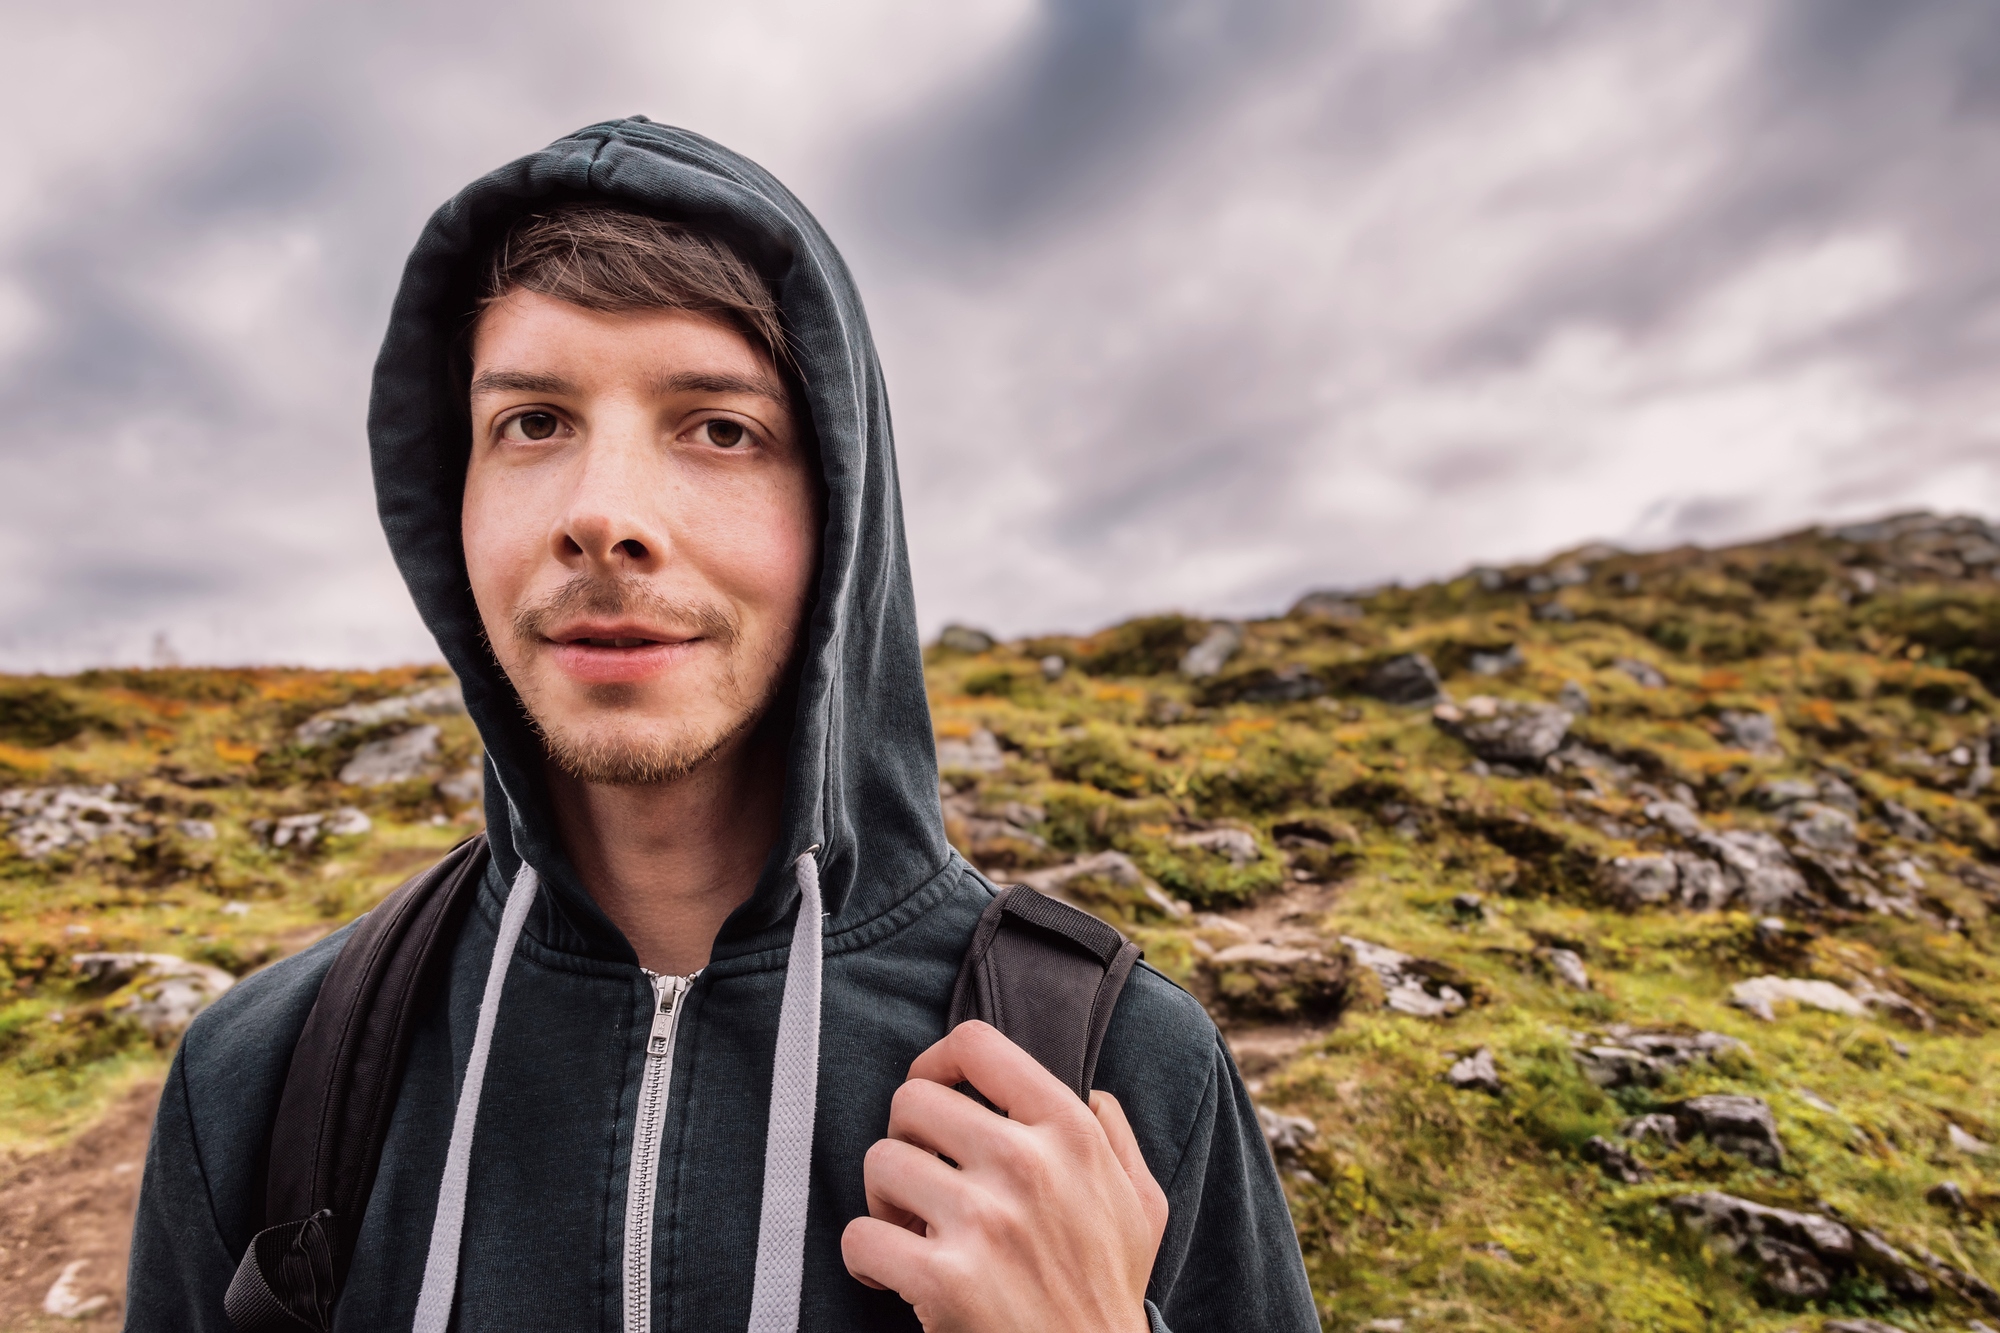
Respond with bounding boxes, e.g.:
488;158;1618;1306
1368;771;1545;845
367;117;949;964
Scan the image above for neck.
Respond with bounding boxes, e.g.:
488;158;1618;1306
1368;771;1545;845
545;722;787;976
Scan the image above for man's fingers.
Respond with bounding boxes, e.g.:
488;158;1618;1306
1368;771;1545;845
886;1073;1022;1168
1091;1090;1170;1248
908;1020;1081;1125
862;1136;963;1233
841;1214;932;1296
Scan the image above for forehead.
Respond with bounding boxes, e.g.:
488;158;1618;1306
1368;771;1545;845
470;289;779;390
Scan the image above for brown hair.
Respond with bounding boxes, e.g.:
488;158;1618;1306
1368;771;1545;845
478;204;788;369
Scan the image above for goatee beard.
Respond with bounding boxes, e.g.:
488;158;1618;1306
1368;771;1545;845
508;573;762;787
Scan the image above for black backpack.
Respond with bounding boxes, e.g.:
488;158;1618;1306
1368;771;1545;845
222;834;1141;1332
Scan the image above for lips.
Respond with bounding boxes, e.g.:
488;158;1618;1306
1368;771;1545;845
542;621;706;685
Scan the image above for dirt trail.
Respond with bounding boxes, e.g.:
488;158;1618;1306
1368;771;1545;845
0;1083;159;1330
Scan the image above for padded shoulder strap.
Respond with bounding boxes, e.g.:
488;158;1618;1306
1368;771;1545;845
225;833;491;1333
948;883;1143;1101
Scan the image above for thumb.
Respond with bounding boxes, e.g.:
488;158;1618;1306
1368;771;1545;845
1090;1090;1170;1252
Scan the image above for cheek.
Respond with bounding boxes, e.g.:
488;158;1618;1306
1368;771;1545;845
461;465;543;631
684;471;820;616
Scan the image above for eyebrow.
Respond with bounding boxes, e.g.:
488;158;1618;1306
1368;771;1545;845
647;370;789;403
469;369;577;397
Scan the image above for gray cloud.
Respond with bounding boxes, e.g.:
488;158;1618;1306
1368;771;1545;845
1;0;1996;669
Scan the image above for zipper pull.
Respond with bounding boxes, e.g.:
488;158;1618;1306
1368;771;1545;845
647;975;687;1058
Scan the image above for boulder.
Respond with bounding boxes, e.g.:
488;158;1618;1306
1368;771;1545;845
1542;948;1591;990
1256;1105;1317;1158
1342;936;1467;1018
1581;1135;1651;1183
936;624;995;654
1925;1180;1968;1212
1468;644;1524;676
1621;1113;1680;1146
1755;777;1820;809
72;952;235;1035
1642;799;1706;837
1365;653;1442;706
339;724;441;786
1289;591;1364;622
1178;623;1243;679
1607;855;1678;906
1693;830;1810;914
1729;976;1865;1022
1571;1029;1746;1088
254;807;372;850
1205;939;1351;1020
1948;1123;1993;1156
1879;799;1935;841
1433;697;1572;764
438;764;484;805
1445;1047;1501;1094
1670;853;1732;910
1669;1190;1874;1300
1667;1094;1784;1167
1557;681;1591;715
1785;802;1858;855
294;682;464;747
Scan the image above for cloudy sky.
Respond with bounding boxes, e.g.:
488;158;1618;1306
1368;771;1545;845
2;0;1997;670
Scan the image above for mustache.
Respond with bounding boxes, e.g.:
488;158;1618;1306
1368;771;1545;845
510;574;739;647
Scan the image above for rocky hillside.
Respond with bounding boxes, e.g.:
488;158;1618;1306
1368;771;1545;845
5;510;2000;1331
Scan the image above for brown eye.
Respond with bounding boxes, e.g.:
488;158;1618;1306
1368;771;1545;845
518;412;558;441
703;419;745;448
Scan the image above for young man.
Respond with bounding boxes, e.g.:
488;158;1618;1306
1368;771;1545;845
126;119;1317;1332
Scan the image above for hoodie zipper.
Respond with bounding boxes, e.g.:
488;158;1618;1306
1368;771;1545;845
624;969;694;1333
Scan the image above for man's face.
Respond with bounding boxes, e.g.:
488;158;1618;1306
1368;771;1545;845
463;289;818;785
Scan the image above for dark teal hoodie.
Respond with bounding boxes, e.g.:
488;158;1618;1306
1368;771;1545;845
124;118;1319;1333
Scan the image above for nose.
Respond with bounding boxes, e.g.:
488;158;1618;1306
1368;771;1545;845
552;419;667;574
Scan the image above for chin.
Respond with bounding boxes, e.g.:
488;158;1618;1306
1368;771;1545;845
540;713;744;786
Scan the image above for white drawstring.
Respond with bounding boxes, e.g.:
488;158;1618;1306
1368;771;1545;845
745;850;825;1332
411;859;541;1333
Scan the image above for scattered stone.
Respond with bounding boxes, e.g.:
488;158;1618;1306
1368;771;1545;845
1178;623;1244;679
1822;1322;1907;1333
1451;892;1486;921
936;728;1005;773
1927;1180;1968;1212
1290;591;1365;621
1433;696;1573;764
1;785;149;858
1785;802;1858;855
1571;1029;1747;1088
1257;1105;1317;1158
438;764;484;805
1360;1321;1405;1333
294;682;465;746
254;807;372;850
936;624;995;654
1468;644;1524;675
1694;831;1811;914
1880;799;1935;841
1793;1087;1837;1112
1366;653;1443;706
1582;1135;1651;1183
1543;948;1591;990
1532;601;1576;622
1717;709;1783;755
177;818;218;840
1039;654;1067;681
339;724;441;786
1668;1094;1784;1167
1342;936;1467;1018
1668;1191;1855;1302
1621;1113;1680;1146
1206;939;1351;1019
1614;657;1667;688
1558;680;1591;715
1948;1123;1993;1156
72;952;235;1035
42;1259;109;1318
1643;798;1706;837
1608;855;1679;906
1220;664;1326;703
1730;976;1866;1022
1173;827;1261;866
1445;1046;1502;1094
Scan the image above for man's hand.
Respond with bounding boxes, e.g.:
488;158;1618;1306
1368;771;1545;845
840;1020;1169;1332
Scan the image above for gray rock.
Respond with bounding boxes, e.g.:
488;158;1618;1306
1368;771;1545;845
1621;1113;1680;1146
1228;665;1326;703
1582;1135;1650;1183
1256;1105;1317;1157
256;807;372;850
1816;773;1862;812
1729;975;1865;1022
437;764;484;805
1608;855;1678;906
1289;591;1364;621
1557;680;1591;715
936;624;995;654
1613;657;1667;688
1445;1046;1501;1094
1173;827;1261;866
935;728;1005;773
1342;936;1466;1018
1531;600;1576;622
339;725;441;786
1366;653;1442;706
1451;892;1486;921
176;819;218;840
1750;1236;1831;1300
1821;1322;1909;1333
1948;1123;1993;1156
1572;1029;1746;1087
1695;830;1810;914
1;785;149;859
1468;644;1524;676
1668;1192;1855;1302
1671;853;1732;910
1852;1228;1933;1300
1668;1094;1784;1167
1575;1045;1669;1088
1880;799;1935;841
1434;698;1572;764
1039;655;1067;681
72;952;235;1035
1178;623;1244;679
1717;709;1783;755
1544;948;1591;990
1642;799;1706;838
1755;778;1821;809
294;682;465;747
1786;802;1858;855
1927;1180;1969;1211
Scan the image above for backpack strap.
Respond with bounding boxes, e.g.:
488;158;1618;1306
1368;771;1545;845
948;883;1143;1101
225;833;491;1333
